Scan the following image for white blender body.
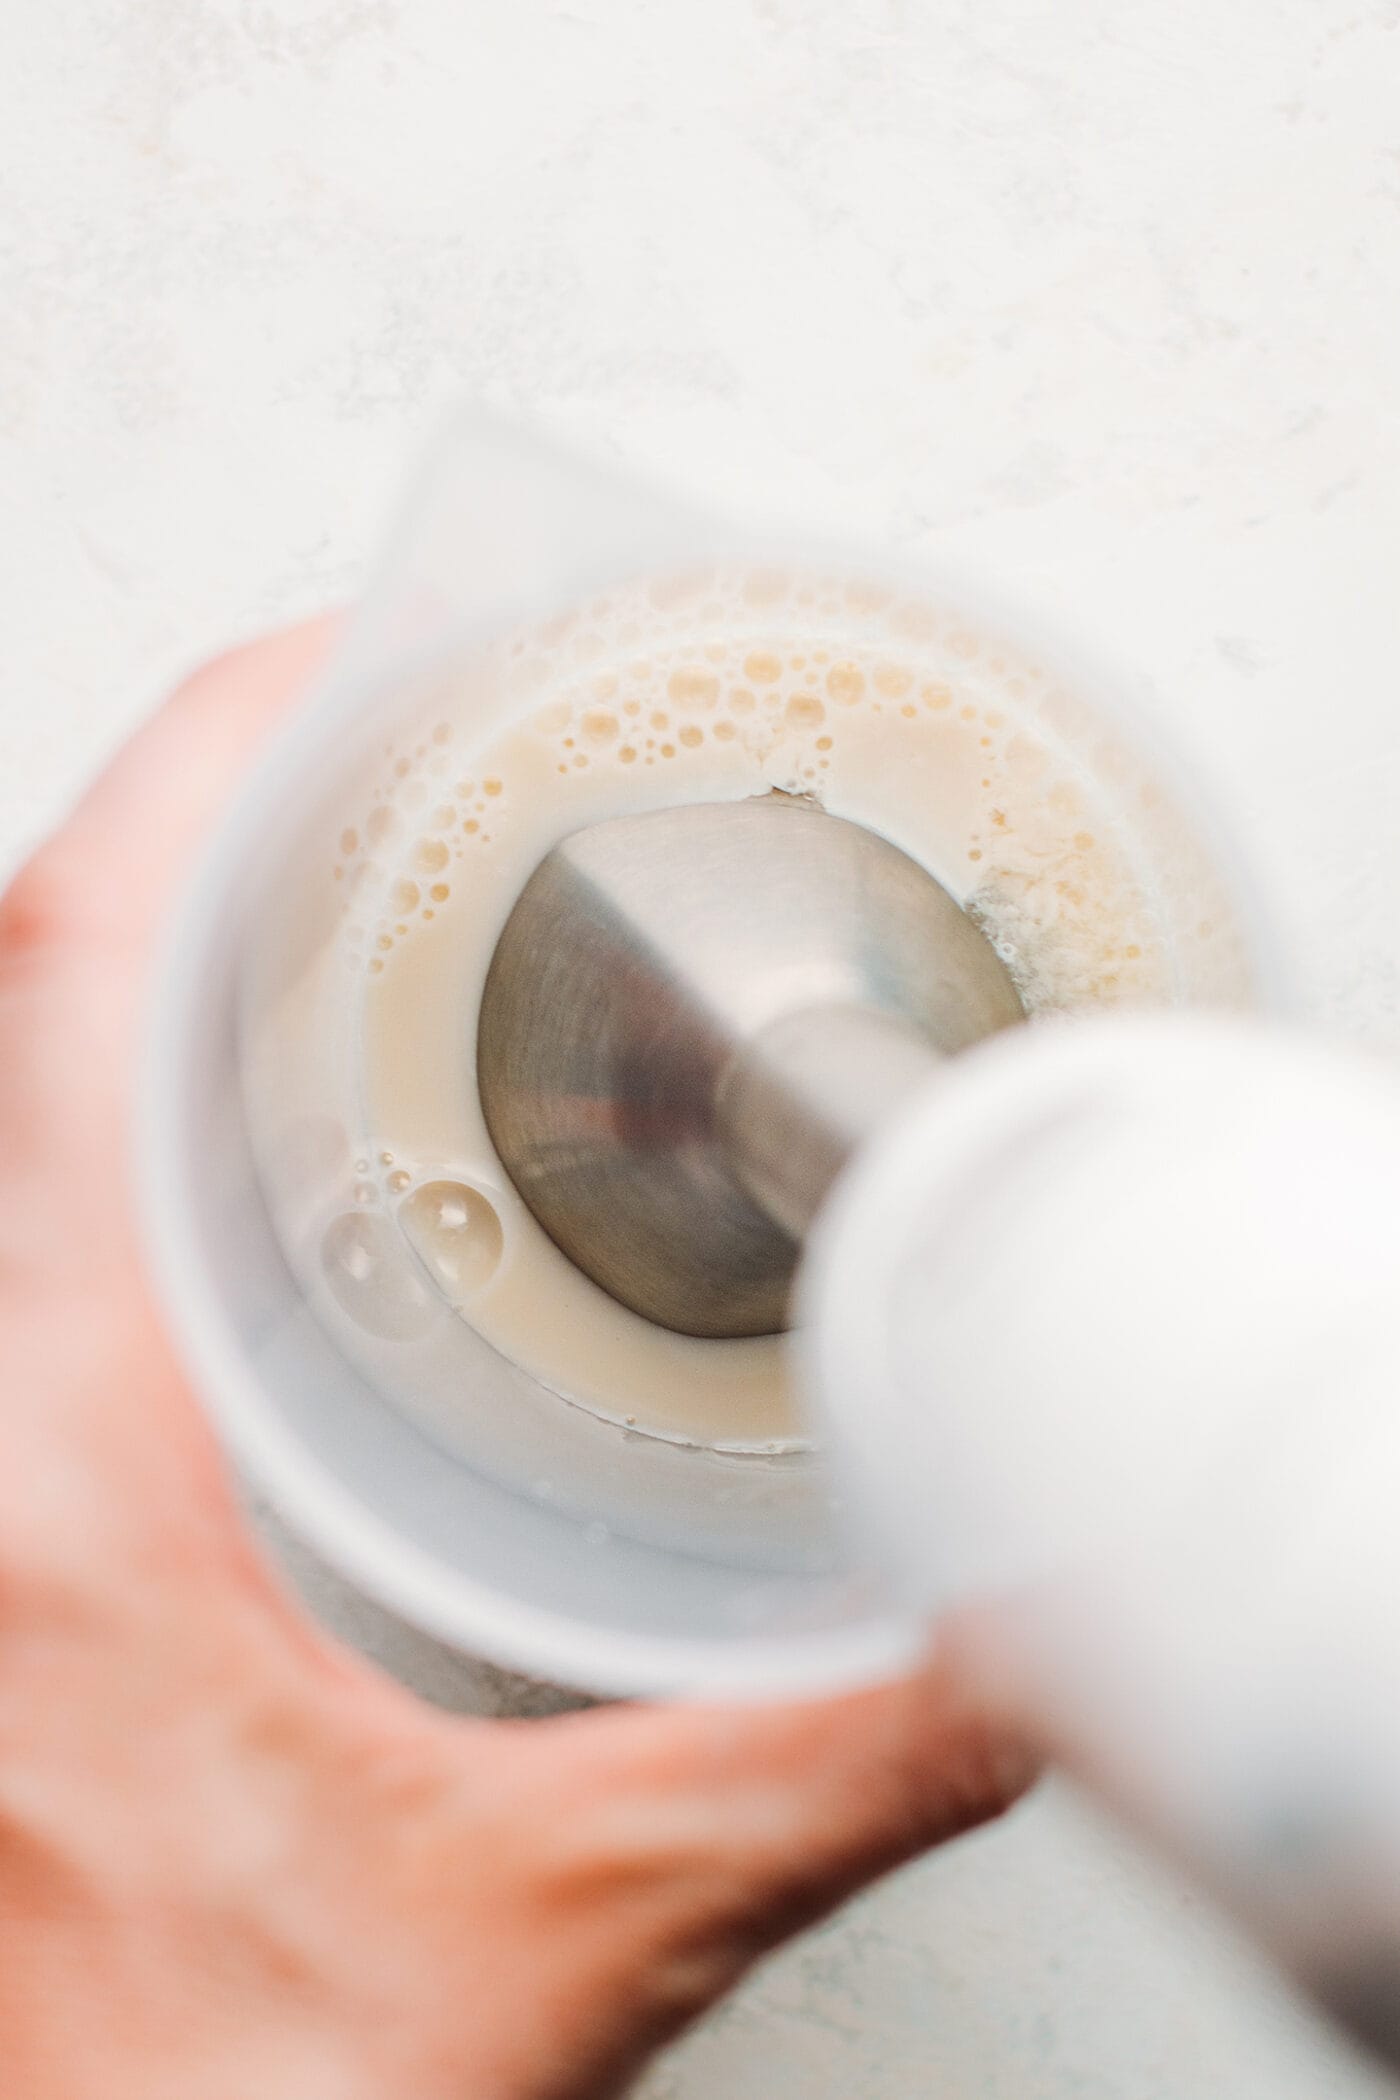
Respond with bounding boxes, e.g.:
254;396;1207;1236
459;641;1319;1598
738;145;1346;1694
802;1016;1400;2063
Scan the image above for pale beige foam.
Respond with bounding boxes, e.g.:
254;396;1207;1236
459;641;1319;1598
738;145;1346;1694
332;573;1221;1450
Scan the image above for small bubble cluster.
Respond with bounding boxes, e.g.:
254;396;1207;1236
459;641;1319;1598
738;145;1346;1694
334;736;513;969
400;1179;505;1299
329;1155;507;1330
330;565;1207;1012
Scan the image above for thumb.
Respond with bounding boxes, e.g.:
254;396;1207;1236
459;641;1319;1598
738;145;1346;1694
421;1635;1037;2097
548;1636;1036;1946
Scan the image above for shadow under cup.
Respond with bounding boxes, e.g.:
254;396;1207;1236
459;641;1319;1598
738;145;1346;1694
142;541;1280;1700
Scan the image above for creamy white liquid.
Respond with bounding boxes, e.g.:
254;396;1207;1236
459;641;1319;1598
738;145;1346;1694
323;567;1232;1452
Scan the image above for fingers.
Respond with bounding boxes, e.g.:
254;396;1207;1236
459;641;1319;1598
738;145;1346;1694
0;619;342;1604
0;614;340;1228
1;616;338;965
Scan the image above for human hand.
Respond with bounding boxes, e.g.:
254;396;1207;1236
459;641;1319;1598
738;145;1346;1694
0;622;1034;2100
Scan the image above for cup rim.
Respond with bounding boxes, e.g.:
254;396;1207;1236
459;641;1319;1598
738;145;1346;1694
137;497;1293;1699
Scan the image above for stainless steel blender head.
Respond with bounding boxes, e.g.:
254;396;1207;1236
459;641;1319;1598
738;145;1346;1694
478;794;1025;1338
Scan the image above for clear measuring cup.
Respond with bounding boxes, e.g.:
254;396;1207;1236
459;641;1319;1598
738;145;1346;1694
140;416;1285;1698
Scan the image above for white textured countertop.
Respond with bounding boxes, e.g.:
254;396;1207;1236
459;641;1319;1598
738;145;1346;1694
4;3;1400;2093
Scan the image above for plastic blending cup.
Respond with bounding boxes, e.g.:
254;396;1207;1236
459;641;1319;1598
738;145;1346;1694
141;417;1283;1699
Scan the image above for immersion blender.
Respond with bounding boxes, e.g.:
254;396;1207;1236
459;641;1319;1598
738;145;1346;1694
479;788;1400;2069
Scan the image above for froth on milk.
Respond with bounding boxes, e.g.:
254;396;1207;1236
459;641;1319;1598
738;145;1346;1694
305;565;1246;1454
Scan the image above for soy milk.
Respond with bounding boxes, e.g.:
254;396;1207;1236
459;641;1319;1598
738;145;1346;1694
318;566;1222;1452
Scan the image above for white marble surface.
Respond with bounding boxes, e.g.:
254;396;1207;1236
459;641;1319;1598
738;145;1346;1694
4;2;1400;2092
